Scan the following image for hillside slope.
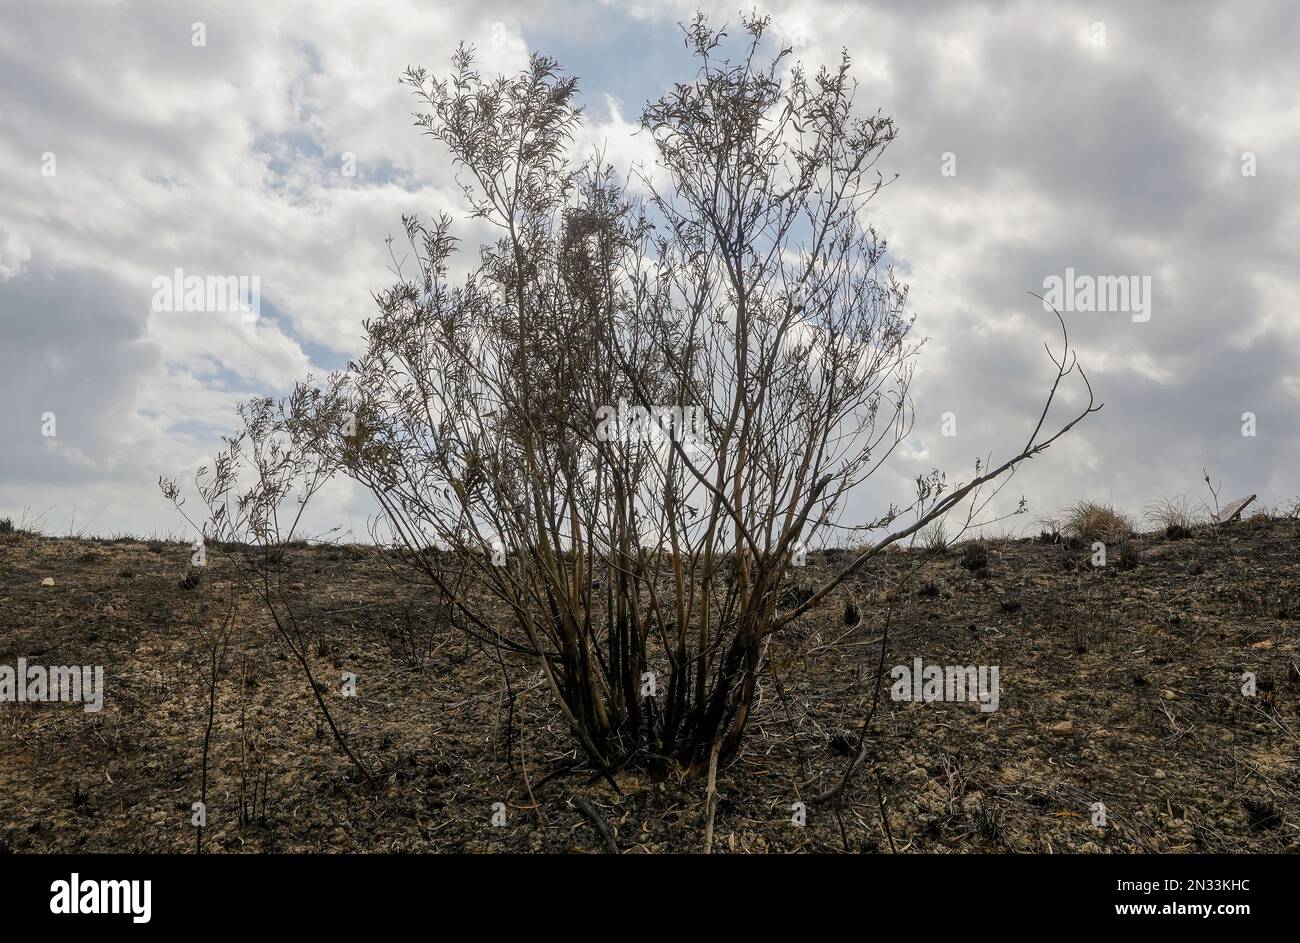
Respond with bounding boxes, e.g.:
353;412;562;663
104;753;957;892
1;520;1298;853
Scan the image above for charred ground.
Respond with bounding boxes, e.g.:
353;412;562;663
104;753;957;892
2;517;1298;853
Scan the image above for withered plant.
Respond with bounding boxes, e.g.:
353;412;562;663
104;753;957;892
181;14;1097;790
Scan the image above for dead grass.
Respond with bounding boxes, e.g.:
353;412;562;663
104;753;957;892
912;520;949;553
1063;500;1135;543
1143;494;1204;539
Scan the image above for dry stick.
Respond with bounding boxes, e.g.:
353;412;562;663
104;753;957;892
197;645;216;854
171;507;377;790
196;595;235;853
486;638;517;769
766;660;810;782
573;795;619;853
811;607;892;806
531;760;584;792
266;590;376;787
774;303;1099;634
197;641;219;854
833;804;851;853
239;654;251;828
875;771;898;853
517;688;547;828
701;732;724;854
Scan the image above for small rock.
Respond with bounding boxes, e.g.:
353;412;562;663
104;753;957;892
1160;689;1178;700
1250;639;1274;650
1050;720;1074;736
40;577;54;587
1153;769;1166;780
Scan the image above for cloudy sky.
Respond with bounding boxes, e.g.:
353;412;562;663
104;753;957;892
2;0;1298;541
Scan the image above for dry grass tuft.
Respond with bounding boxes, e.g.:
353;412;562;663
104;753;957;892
912;520;949;553
1143;494;1203;539
1064;500;1135;543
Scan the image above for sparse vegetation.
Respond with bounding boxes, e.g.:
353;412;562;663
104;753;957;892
5;0;1296;876
0;510;43;539
959;539;989;572
914;520;949;554
4;516;1297;853
1064;500;1135;543
166;15;1095;800
1144;494;1203;539
1035;526;1062;544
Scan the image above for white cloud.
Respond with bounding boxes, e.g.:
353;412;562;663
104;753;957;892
0;228;32;280
4;0;1300;537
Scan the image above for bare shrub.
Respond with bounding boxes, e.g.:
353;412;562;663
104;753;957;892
187;594;235;853
190;15;1098;788
383;598;451;669
161;392;377;786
